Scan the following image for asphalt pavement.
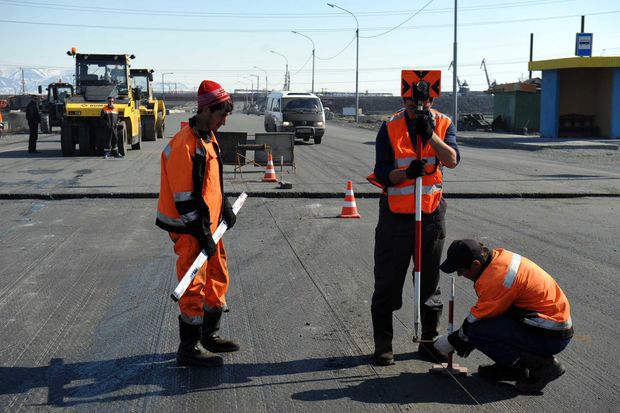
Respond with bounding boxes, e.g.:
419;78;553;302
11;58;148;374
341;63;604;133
0;110;619;412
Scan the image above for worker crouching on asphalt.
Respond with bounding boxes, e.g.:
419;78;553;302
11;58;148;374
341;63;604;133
367;75;460;366
435;239;573;393
156;80;238;367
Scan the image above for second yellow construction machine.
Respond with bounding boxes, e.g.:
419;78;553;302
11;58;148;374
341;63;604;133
130;68;166;141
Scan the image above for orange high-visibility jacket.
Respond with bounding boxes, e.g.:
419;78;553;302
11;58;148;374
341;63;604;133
101;106;119;129
367;108;452;214
156;124;223;235
467;249;573;335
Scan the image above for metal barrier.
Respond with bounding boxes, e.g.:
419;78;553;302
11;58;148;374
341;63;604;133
254;132;295;169
214;131;248;165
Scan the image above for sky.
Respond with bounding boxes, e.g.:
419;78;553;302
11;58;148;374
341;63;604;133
1;0;619;94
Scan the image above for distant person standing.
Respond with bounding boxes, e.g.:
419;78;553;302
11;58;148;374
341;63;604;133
25;95;41;153
101;96;122;159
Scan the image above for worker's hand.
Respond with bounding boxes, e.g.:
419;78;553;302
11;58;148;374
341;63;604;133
201;231;217;258
222;198;236;229
447;331;475;358
191;225;217;258
405;159;428;180
433;335;454;356
414;110;435;144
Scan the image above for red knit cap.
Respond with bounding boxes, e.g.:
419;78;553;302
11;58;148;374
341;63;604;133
197;80;230;108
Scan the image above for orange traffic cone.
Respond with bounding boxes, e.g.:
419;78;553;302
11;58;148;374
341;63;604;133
262;151;278;182
339;180;361;218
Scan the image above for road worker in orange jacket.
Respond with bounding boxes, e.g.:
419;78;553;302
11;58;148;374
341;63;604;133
367;76;460;366
156;80;237;367
435;239;573;394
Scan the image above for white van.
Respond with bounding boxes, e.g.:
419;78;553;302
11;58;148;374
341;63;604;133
264;91;326;144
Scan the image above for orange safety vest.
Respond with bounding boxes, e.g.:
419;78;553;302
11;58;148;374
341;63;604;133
467;249;572;334
156;123;223;235
367;108;452;214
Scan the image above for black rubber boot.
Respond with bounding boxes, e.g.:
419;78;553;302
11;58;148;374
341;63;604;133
177;316;223;367
515;353;565;393
372;310;394;365
201;310;240;353
417;306;448;363
478;362;528;381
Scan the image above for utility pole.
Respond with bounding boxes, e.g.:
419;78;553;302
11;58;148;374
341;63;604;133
161;72;173;99
21;68;25;95
452;0;458;130
292;31;316;93
529;33;534;79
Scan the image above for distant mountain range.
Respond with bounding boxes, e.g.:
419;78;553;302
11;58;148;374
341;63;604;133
0;67;73;94
0;66;191;95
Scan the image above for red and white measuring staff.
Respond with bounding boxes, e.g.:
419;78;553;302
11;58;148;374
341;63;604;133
447;275;456;369
412;102;424;342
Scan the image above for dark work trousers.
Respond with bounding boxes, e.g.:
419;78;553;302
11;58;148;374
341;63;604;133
28;121;39;152
104;126;118;153
467;316;571;366
371;195;446;354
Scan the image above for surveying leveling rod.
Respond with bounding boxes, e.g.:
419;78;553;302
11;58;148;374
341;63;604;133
171;192;248;301
429;275;468;375
447;276;455;369
412;97;424;342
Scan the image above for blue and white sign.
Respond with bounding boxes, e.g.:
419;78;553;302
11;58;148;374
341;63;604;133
575;33;593;57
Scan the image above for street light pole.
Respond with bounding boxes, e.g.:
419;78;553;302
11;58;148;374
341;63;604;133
270;50;289;91
161;72;173;99
250;74;260;93
327;3;359;122
253;66;268;91
292;31;315;93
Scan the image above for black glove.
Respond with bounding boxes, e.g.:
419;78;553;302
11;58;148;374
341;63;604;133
200;230;218;258
222;197;236;229
405;159;428;179
189;223;217;258
414;109;435;144
447;330;475;358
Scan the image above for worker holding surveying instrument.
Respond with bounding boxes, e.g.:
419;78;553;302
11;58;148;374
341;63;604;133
368;70;459;366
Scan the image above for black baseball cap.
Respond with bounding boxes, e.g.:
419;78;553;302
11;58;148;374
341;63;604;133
440;239;485;273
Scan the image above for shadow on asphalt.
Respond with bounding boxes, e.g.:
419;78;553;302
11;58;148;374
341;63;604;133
0;149;65;159
0;352;518;408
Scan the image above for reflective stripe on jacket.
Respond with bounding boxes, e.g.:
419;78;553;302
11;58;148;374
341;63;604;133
466;249;573;336
101;106;119;129
367;108;451;214
156;122;223;235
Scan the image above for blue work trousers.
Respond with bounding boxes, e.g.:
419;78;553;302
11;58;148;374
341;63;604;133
467;316;571;365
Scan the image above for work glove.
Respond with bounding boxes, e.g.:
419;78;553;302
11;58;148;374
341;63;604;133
189;222;217;258
200;230;218;258
222;197;236;229
405;159;428;180
447;330;475;358
414;109;435;144
433;335;454;356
